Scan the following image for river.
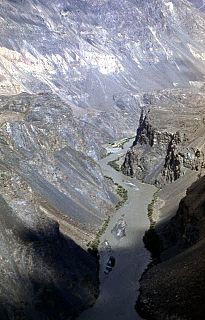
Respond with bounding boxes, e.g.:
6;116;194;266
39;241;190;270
78;139;156;320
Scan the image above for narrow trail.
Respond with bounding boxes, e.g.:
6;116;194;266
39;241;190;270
78;139;156;320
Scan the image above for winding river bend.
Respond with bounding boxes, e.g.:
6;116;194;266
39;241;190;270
79;140;156;320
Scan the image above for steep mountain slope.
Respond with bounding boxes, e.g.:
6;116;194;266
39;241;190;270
1;0;205;112
122;88;205;319
137;176;205;320
0;92;116;319
0;190;98;320
1;1;205;319
189;0;205;11
0;93;116;244
1;0;205;145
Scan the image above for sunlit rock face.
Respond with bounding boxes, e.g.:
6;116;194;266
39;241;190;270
0;93;116;245
0;92;110;319
0;0;205;112
188;0;205;11
122;88;205;185
0;2;205;319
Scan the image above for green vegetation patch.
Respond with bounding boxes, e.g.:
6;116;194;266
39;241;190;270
104;175;114;183
104;175;128;210
108;158;121;171
87;216;110;256
87;184;128;255
115;183;128;210
109;136;135;149
147;190;159;228
101;152;112;159
143;190;162;261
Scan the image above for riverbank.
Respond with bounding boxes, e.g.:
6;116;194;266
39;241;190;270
136;173;205;320
78;139;156;320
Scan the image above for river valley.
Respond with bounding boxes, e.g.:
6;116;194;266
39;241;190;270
78;139;156;320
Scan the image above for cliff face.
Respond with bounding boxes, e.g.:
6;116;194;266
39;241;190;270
0;175;99;320
161;175;205;252
122;89;205;186
137;176;205;320
130;89;205;319
0;0;205;142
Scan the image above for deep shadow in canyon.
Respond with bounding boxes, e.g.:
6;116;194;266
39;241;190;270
0;194;99;320
137;175;205;320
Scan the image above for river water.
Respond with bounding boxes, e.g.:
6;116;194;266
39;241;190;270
78;139;156;320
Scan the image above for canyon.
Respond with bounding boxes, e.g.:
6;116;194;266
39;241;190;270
122;88;205;319
0;0;205;319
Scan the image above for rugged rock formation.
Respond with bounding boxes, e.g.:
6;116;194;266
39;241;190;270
0;189;98;320
0;92;119;319
162;177;205;249
0;93;116;243
127;89;205;319
189;0;205;11
1;0;205;140
0;196;99;320
121;88;205;319
122;89;205;185
1;0;205;102
1;1;205;319
137;175;205;320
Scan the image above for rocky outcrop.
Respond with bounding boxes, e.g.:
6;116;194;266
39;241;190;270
162;175;205;251
122;89;205;319
137;175;205;320
122;89;205;185
162;137;204;184
131;90;205;319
